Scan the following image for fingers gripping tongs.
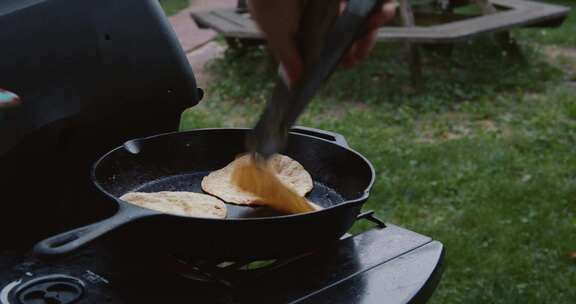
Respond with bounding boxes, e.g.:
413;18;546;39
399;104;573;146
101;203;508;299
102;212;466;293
247;0;386;161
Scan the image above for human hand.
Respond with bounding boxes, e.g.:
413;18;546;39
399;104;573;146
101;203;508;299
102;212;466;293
248;0;397;86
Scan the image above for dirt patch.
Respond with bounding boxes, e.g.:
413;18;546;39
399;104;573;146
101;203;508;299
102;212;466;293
321;100;369;120
545;46;576;60
545;46;576;75
415;114;504;144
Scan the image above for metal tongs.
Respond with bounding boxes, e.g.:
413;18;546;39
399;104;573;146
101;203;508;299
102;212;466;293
247;0;386;162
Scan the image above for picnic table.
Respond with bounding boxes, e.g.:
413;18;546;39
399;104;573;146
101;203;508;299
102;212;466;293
191;0;570;86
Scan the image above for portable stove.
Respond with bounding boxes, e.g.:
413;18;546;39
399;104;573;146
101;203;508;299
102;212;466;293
0;212;443;304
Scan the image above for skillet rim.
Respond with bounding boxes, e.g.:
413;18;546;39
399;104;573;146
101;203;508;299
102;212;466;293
90;127;376;221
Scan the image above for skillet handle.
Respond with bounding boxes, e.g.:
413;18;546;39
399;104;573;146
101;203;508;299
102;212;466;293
33;203;154;257
290;126;349;148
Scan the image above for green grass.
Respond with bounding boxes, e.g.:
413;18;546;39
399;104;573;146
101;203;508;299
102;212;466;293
159;0;189;16
515;0;576;48
179;4;576;303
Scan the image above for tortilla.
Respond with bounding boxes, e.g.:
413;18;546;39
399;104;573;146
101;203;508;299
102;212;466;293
310;202;323;210
201;154;313;206
231;157;316;214
119;191;227;218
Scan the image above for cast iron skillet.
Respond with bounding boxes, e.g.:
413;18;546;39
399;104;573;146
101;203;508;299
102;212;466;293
33;127;375;259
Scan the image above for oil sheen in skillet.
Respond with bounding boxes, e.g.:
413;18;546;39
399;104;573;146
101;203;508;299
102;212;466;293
131;172;344;219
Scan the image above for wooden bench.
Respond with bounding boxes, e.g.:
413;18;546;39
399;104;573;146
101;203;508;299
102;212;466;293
191;0;570;86
378;0;569;43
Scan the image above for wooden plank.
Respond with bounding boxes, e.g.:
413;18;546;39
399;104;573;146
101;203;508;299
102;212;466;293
492;0;569;12
191;11;236;32
212;8;259;32
221;29;263;39
377;27;450;43
376;0;569;43
436;5;569;39
191;10;263;39
413;11;479;25
190;11;211;29
437;2;567;31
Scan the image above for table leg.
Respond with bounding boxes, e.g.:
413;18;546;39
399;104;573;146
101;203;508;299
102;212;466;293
399;0;423;89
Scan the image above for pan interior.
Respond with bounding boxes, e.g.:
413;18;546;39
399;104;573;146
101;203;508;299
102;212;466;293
130;172;345;219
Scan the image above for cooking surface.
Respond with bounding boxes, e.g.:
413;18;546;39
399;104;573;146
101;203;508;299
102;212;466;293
132;172;345;218
0;218;443;304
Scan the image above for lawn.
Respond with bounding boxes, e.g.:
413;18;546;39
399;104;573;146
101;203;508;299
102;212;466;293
159;0;189;16
516;0;576;48
177;1;576;303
